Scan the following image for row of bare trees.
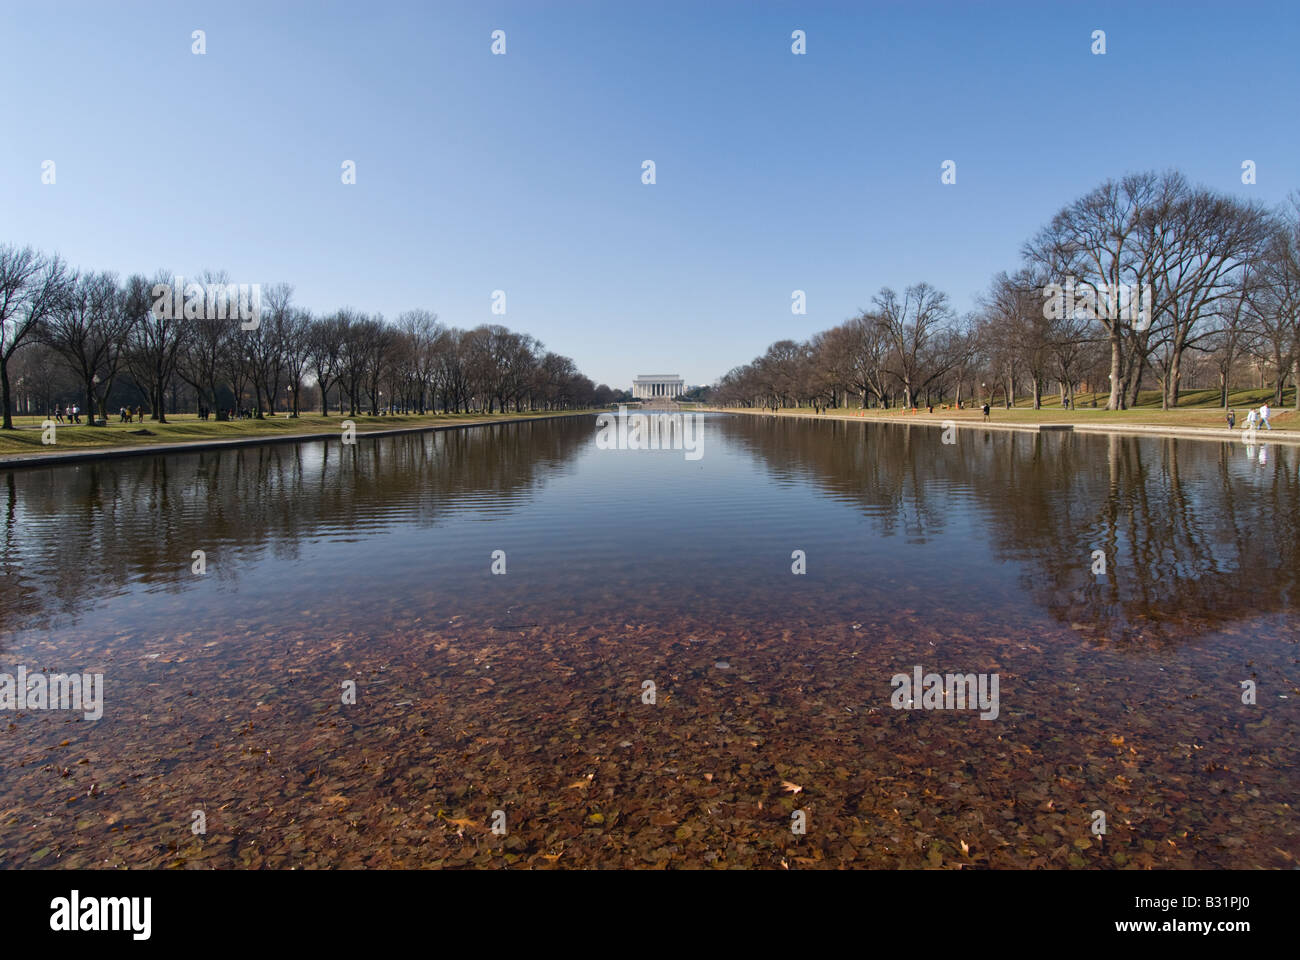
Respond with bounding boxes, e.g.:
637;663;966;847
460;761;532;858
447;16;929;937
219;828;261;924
712;172;1300;411
0;253;619;427
712;283;973;411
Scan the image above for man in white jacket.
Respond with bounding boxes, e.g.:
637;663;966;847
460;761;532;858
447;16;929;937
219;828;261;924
1258;403;1272;430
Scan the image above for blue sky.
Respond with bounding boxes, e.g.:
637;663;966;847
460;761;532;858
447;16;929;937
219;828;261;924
2;0;1297;389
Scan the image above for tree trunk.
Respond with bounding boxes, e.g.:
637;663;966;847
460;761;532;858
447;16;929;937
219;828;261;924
212;379;227;420
0;361;12;430
1167;329;1185;409
1107;328;1123;410
1125;349;1146;409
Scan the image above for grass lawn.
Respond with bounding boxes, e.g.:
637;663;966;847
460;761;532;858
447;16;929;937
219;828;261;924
714;387;1298;431
0;409;596;459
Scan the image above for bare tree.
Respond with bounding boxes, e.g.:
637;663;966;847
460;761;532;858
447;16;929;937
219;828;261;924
176;272;239;420
124;271;185;422
1026;173;1163;409
249;283;294;417
1250;200;1300;406
42;272;137;425
1142;181;1272;407
281;308;312;417
306;312;348;415
839;312;891;408
0;246;69;428
873;283;952;409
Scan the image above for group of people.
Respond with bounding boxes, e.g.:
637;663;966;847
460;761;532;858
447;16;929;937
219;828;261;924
47;404;262;423
1227;403;1273;431
199;407;258;420
50;403;146;424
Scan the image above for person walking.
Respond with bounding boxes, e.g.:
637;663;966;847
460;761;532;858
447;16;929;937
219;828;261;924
1226;408;1236;430
1258;403;1272;430
1245;407;1258;433
982;402;990;422
54;403;64;423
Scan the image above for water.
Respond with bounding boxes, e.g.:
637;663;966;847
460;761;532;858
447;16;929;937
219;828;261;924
1;413;1296;868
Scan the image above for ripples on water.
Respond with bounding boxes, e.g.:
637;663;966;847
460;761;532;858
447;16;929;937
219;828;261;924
0;413;1296;868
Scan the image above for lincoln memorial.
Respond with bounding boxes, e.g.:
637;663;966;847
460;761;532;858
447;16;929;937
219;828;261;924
632;374;686;399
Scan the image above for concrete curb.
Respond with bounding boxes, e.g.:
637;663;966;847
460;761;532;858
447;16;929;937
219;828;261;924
0;412;598;471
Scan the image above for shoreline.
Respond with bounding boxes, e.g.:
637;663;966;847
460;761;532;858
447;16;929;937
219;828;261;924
0;411;598;471
704;407;1300;446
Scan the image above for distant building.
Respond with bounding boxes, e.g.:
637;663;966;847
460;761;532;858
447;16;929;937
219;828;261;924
632;375;685;399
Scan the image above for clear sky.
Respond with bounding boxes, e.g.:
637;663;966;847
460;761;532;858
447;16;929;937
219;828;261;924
2;0;1297;390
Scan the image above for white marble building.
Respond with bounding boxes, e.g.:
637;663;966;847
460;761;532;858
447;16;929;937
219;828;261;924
632;375;685;399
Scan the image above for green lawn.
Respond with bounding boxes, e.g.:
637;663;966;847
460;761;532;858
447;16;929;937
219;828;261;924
895;407;1295;429
0;410;595;458
1061;386;1294;412
709;387;1299;431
